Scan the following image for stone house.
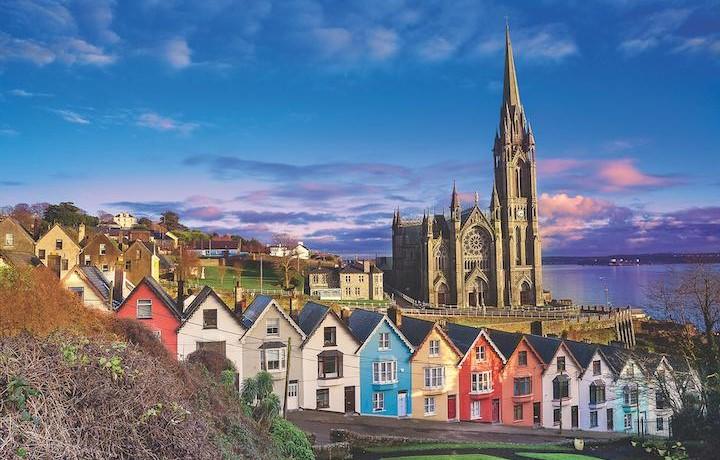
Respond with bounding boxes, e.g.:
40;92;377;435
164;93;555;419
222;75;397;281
121;240;160;285
0;217;35;254
339;261;383;301
81;233;121;280
35;223;82;278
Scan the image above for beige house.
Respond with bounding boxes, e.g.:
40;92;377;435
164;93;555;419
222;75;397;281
61;265;116;311
122;240;160;285
36;223;82;278
81;233;122;280
239;296;306;411
0;217;36;254
297;302;360;413
113;212;137;229
177;286;246;381
309;260;383;301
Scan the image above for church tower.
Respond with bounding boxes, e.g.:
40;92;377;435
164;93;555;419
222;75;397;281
492;25;544;307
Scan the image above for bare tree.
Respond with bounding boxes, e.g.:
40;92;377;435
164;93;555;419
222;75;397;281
271;234;298;292
176;245;200;285
217;261;227;286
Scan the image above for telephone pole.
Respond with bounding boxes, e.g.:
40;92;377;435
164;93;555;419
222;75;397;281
282;337;292;419
260;254;263;293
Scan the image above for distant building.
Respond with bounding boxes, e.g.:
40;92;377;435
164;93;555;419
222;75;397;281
113;212;137;229
121;240;160;285
269;241;311;260
190;238;242;258
35;223;82;278
308;260;384;301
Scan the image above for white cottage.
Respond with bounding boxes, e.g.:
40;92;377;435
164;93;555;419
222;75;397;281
177;286;246;381
296;302;360;413
569;342;616;432
61;265;117;311
239;296;306;410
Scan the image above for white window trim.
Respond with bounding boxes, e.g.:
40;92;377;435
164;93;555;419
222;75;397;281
470;370;492;394
423;396;436;416
266;318;280;337
372;392;384;412
378;332;391;351
470;400;481;420
428;339;440;357
136;299;152;319
424;366;445;389
372;361;397;384
262;348;287;373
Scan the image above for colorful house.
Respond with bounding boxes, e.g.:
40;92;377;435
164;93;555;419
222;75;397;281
296;302;360;413
395;315;462;422
347;309;414;417
239;296;305;411
488;329;544;427
115;276;182;356
639;353;677;437
567;341;615;432
446;323;506;423
177;286;246;382
62;264;119;311
600;345;651;435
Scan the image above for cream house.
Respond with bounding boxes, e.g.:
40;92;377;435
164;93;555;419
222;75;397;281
297;302;360;413
61;265;117;311
532;338;582;430
239;296;305;411
36;223;81;278
178;286;246;383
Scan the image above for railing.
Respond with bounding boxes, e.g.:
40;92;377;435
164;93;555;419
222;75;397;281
400;307;581;320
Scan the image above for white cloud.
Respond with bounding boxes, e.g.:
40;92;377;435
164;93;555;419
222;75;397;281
136;112;199;134
163;38;192;69
366;28;399;61
417;37;456;62
0;33;115;66
0;128;19;136
50;109;91;125
518;30;578;61
313;28;354;58
8;89;52;97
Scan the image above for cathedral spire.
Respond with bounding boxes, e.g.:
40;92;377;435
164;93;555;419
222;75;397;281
450;180;460;210
502;23;521;110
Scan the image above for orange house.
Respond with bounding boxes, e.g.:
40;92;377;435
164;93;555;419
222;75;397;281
488;329;545;427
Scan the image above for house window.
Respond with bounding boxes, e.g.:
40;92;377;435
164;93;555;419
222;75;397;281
378;332;390;350
261;348;286;372
513;377;532;396
316;389;330;409
424;397;435;416
424;367;445;389
557;356;566;372
266;318;280;336
84;255;91;265
359;275;364;282
656;417;664;431
354;287;360;296
513;403;523;421
152;330;161;340
102;264;109;272
655;390;666;410
135;249;141;260
345;275;351;283
318;352;342;379
288;382;298;398
470;400;481;419
99;243;106;255
137;299;152;319
323;327;336;346
69;287;84;300
626;363;634;377
624;413;632;430
372;361;397;384
623;386;638;406
475;345;486;361
553;408;561;425
372;392;384;412
552;375;569;400
593;360;601;375
56;239;63;250
590;411;598;428
471;371;492;393
590;382;606;404
518;351;528;366
345;288;351;296
61;259;68;271
203;309;218;329
428;339;440;357
125;260;132;270
4;233;13;246
607;409;614;430
38;249;46;260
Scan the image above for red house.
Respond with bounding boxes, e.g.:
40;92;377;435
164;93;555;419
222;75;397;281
447;323;507;423
115;276;182;357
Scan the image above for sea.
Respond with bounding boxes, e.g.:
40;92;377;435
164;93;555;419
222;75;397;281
543;264;720;319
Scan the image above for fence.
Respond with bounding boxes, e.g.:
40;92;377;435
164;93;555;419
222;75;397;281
400;306;581;320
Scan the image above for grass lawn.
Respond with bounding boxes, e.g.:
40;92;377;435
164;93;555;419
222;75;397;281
516;453;604;460
191;261;290;293
383;455;509;460
367;442;571;454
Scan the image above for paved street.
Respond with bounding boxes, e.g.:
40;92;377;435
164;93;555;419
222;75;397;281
289;410;627;445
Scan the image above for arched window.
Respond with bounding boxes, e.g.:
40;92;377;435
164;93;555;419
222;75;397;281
434;245;447;272
553;375;570;400
514;226;522;265
520;281;533;306
525;226;534;265
463;227;489;273
468;278;489;307
437;283;449;305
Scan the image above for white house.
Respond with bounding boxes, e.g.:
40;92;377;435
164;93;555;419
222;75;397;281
177;286;246;383
571;343;616;432
644;354;680;438
61;265;118;311
600;345;652;435
239;296;306;411
113;212;137;229
296;302;360;413
269;242;310;260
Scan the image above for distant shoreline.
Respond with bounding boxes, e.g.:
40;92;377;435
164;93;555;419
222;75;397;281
543;253;720;266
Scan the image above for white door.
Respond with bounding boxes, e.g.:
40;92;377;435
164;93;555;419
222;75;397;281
287;381;298;411
471;400;481;420
397;392;407;417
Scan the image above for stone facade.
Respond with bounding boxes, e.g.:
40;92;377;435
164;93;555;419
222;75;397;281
309;261;384;301
35;224;81;278
0;218;35;254
391;27;543;308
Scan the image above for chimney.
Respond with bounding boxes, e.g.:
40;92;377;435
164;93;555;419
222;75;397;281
362;260;371;273
339;307;352;323
437;318;447;331
177;279;185;314
388;305;402;329
113;269;125;304
78;223;86;244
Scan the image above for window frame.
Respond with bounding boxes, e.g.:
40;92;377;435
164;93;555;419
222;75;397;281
378;332;390;350
513;403;523;421
518;350;528;366
316;389;330;409
202;309;218;329
323;326;337;346
372;392;384;412
424;367;445;389
423;396;436;416
136;299;153;319
513;376;532;396
428;339;440;357
372;361;397;384
471;370;492;393
266;318;280;337
590;410;598;428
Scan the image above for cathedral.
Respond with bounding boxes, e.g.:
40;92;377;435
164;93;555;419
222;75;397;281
391;26;544;308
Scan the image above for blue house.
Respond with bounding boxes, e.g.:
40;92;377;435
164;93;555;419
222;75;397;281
347;309;414;417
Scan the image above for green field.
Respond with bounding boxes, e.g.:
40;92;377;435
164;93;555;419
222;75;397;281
187;260;295;293
367;442;571;454
384;455;508;460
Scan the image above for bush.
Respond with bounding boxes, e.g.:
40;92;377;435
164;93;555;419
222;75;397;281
106;316;172;360
270;417;314;460
187;348;236;379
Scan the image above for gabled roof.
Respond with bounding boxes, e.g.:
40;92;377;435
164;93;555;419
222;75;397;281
446;323;508;365
598;344;633;376
82;232;119;253
348;309;414;354
69;265;113;303
240;295;305;340
178;285;245;331
0;217;35;242
564;340;598;370
398;316;435;348
486;328;523;359
117;276;182;319
0;250;41;269
297;301;360;348
339;264;364;274
524;334;563;365
40;223;81;248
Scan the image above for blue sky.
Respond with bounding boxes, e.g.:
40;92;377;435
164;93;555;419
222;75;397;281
1;0;719;256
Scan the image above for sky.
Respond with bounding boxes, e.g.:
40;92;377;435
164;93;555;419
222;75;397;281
1;0;719;257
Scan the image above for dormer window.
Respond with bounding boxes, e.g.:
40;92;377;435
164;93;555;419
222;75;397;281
203;309;217;329
475;345;486;361
518;351;528;366
557;356;566;372
266;318;279;336
99;243;106;255
323;327;336;346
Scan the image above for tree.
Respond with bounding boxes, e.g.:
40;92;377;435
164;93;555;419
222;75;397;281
272;234;299;292
240;371;281;428
160;211;183;231
176;245;200;284
96;210;114;223
137;216;153;228
2;202;46;235
243;238;266;254
43;202;99;228
217;262;227;286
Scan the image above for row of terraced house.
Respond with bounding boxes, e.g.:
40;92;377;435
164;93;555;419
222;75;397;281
103;276;694;438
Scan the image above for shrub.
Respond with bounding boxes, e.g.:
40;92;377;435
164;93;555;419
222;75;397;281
105;316;172;360
187;348;236;379
270;417;314;460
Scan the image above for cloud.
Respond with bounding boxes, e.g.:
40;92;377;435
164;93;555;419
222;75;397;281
0;33;115;66
163;38;192;69
8;89;52;97
366;28;399;60
0;128;19;136
417;37;456;62
0;180;24;186
474;24;578;62
49;109;91;124
596;159;673;191
136;112;199;133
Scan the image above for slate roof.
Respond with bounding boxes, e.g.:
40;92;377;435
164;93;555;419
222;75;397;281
564;340;598;370
398;316;435;348
241;295;274;329
523;334;563;364
598;344;633;375
339;264;364;274
446;322;481;355
486;328;523;359
134;276;182;318
347;309;384;343
180;285;244;330
0;250;41;269
308;267;332;274
78;265;112;302
297;301;331;337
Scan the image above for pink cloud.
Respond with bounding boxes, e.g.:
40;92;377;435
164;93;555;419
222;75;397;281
596;159;671;191
538;158;583;175
539;193;613;218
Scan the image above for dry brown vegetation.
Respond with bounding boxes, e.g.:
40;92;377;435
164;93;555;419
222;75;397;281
0;266;283;459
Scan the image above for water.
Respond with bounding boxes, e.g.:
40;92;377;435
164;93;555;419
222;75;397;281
542;264;719;318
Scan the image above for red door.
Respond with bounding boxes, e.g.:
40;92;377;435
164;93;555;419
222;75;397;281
448;395;457;420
